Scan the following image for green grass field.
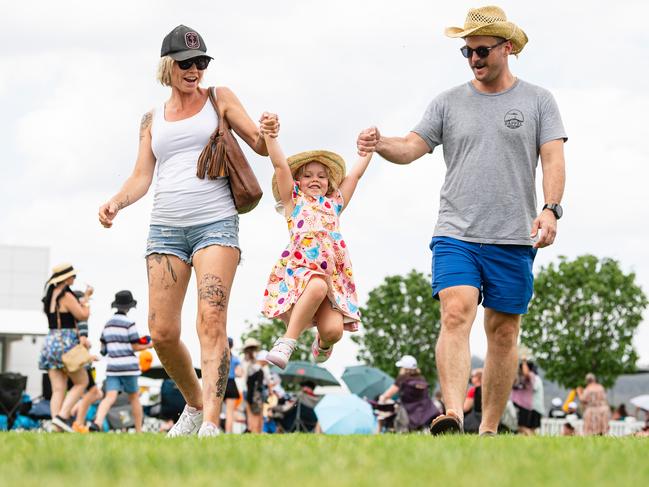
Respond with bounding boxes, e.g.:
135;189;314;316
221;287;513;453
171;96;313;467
1;433;647;487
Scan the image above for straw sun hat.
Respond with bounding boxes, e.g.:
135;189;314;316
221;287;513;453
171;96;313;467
242;337;262;350
271;150;346;201
46;263;77;287
445;5;528;55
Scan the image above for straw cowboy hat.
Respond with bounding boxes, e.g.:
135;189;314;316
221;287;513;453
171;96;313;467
445;5;528;55
46;263;77;287
271;150;346;201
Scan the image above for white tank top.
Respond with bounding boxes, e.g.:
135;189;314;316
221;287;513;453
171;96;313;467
150;97;236;226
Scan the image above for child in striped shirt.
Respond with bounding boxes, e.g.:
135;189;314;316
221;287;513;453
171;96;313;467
91;290;152;432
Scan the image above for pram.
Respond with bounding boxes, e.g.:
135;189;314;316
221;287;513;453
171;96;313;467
0;372;28;430
271;392;320;433
369;400;409;433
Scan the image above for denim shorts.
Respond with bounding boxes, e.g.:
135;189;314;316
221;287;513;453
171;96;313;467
105;375;139;394
145;215;240;265
430;236;537;315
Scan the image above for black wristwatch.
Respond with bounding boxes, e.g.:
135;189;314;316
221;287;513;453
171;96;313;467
542;203;563;219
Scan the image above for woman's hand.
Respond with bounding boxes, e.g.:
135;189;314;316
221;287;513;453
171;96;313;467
80;336;91;349
98;201;119;228
259;112;279;138
84;285;94;298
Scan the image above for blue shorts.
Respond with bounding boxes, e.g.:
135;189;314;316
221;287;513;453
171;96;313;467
430;237;537;315
105;375;139;394
145;215;240;265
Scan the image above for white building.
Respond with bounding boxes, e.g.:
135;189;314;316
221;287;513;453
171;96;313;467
0;245;49;397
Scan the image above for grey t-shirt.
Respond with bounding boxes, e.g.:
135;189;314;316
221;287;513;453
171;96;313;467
412;79;567;245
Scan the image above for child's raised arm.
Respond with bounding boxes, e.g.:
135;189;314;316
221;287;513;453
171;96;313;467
260;113;294;213
338;149;373;211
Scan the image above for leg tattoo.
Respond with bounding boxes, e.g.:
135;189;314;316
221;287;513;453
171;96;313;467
199;273;228;310
215;347;230;399
164;255;178;283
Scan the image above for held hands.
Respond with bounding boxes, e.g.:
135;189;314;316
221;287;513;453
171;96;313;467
530;209;557;248
357;126;381;156
98;201;119;228
259;112;280;138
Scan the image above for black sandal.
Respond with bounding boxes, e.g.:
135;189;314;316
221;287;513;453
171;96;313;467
429;411;464;435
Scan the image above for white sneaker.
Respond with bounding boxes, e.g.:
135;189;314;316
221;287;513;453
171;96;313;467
166;405;203;437
198;421;222;438
266;337;297;369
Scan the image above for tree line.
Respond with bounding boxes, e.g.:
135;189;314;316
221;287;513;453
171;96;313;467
242;255;647;389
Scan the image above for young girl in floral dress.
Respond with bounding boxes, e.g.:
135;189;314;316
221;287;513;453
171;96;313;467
260;118;374;369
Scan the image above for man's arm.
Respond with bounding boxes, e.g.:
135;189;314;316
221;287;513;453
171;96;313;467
357;128;430;165
530;139;566;248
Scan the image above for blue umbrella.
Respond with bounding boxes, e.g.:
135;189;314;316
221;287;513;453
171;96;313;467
314;394;377;434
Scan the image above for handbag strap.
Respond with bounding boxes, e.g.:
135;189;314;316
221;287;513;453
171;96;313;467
207;87;230;133
55;288;81;337
55;293;62;331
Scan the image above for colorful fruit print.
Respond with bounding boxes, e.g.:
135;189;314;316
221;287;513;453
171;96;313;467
262;183;360;331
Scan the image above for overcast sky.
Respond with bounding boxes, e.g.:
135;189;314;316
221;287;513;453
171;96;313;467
2;0;648;379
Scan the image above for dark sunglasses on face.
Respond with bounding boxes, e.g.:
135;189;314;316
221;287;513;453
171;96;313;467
460;38;508;59
177;56;211;70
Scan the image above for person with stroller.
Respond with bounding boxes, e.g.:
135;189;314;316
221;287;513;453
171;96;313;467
378;355;440;432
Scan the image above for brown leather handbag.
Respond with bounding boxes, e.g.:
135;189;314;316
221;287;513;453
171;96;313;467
55;305;92;374
196;87;263;214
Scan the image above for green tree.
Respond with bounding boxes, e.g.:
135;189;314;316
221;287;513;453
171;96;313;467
352;270;441;386
522;255;648;388
240;318;313;362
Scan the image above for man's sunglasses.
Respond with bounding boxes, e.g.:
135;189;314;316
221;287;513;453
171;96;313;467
177;56;211;70
460;38;508;59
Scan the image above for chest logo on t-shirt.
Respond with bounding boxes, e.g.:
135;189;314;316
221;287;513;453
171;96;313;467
504;109;524;129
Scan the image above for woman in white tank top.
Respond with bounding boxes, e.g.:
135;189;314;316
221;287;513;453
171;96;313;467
98;25;279;437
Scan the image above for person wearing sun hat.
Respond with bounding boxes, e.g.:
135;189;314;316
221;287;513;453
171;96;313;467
98;24;280;439
357;5;567;436
38;263;94;432
258;118;374;371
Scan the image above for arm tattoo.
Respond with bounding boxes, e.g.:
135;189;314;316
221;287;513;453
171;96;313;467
139;111;152;141
116;194;130;210
198;274;228;310
215;347;230;398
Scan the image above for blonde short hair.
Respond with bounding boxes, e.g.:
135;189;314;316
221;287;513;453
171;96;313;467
156;56;175;86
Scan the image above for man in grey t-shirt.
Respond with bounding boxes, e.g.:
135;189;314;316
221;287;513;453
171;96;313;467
357;6;566;435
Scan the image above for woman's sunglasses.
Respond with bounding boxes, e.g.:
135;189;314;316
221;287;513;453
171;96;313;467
177;56;211;70
460;38;508;59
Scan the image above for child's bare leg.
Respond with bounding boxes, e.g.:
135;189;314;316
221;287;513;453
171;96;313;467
127;392;144;433
284;277;328;339
314;301;344;348
267;277;329;369
93;390;119;428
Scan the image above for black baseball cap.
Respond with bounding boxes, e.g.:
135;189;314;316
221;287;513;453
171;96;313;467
160;25;213;61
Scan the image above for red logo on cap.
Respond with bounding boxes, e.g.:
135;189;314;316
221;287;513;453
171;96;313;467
185;32;200;49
